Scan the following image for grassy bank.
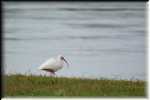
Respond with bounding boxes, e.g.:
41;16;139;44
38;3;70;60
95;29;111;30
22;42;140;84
4;74;146;97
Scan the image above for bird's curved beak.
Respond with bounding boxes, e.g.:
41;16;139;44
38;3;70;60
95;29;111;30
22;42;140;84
63;58;69;67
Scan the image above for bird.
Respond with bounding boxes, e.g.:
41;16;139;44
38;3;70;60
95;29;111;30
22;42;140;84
38;55;69;76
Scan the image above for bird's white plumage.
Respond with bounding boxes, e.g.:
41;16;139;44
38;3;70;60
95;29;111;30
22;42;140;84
39;57;64;72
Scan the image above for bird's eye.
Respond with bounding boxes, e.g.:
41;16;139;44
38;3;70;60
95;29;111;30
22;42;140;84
60;56;64;60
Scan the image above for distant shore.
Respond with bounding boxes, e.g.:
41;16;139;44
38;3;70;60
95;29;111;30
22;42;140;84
4;74;146;97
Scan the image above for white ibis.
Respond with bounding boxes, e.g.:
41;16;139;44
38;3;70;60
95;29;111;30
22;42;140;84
38;55;69;75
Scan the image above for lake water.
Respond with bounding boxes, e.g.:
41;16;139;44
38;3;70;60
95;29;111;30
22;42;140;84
3;2;147;80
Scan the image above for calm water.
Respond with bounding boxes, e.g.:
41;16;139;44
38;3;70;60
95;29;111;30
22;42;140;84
3;2;146;80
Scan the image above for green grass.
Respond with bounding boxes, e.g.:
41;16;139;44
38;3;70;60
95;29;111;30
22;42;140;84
4;74;146;97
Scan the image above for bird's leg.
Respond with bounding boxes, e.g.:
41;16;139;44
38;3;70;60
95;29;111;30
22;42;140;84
52;72;56;77
48;71;55;77
49;72;53;76
53;72;56;76
44;69;55;77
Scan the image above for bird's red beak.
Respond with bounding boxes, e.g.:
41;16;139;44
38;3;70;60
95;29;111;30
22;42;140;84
63;57;69;67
